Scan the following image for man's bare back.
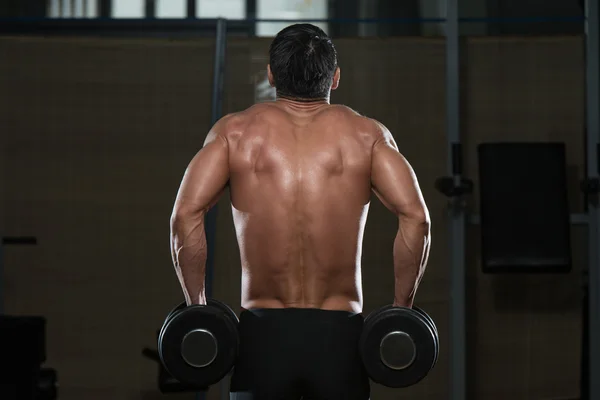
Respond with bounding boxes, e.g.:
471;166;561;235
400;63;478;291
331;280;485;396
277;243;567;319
228;101;373;312
170;98;429;314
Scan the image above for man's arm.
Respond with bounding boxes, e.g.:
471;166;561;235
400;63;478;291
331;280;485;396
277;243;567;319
370;121;431;308
170;117;231;306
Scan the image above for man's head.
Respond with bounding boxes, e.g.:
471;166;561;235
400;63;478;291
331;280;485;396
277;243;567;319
268;24;340;101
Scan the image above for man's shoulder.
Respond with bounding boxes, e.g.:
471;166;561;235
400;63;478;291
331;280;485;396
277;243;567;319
320;105;389;148
214;107;254;132
334;107;388;140
328;105;381;128
223;103;277;124
329;104;361;116
213;104;274;141
217;103;385;138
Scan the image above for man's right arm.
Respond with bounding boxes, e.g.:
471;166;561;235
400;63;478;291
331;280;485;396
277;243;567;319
370;120;431;308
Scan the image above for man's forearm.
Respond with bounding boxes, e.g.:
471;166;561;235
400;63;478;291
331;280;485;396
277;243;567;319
170;211;208;305
393;217;431;308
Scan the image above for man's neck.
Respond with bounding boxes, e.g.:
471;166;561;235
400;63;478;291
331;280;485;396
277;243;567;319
276;94;330;106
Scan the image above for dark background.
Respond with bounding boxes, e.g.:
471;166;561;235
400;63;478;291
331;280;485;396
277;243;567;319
0;0;593;399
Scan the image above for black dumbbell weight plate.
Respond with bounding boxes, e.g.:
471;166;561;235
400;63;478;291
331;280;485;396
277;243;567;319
204;298;239;373
158;299;239;365
412;306;439;366
360;306;436;388
207;298;239;326
158;301;239;388
158;301;187;354
365;305;439;367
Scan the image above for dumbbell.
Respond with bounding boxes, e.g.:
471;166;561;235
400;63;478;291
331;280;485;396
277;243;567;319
360;305;439;388
158;299;239;388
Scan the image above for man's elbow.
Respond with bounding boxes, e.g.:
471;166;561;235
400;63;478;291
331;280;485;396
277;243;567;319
170;205;206;232
399;204;431;230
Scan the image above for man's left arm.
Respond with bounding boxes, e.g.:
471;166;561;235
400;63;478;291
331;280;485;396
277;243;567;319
170;118;231;305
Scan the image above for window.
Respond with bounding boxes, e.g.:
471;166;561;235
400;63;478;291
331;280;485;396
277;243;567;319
48;0;245;19
47;0;98;18
113;0;245;19
197;0;245;19
157;0;186;18
112;0;144;18
256;0;328;37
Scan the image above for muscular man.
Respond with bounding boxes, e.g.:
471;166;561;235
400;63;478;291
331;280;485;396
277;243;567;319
170;24;431;400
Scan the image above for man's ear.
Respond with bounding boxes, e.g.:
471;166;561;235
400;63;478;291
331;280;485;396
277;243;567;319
331;67;341;90
267;64;275;87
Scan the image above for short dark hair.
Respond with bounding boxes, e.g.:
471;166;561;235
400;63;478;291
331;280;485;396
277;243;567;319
269;24;338;100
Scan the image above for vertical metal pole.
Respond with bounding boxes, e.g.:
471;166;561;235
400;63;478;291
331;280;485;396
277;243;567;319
211;19;227;128
0;112;5;313
585;1;600;399
186;0;196;18
445;0;466;399
98;0;111;18
145;0;156;18
0;242;3;313
246;0;257;36
205;18;227;300
198;18;228;400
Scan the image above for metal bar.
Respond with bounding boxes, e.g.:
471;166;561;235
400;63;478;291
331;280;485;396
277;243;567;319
0;18;228;37
211;19;227;128
246;0;256;36
0;15;587;24
585;1;600;399
445;0;466;399
459;16;585;23
186;0;196;19
200;19;228;400
246;16;437;25
145;0;156;19
98;0;111;18
205;15;227;319
0;15;588;38
0;242;3;313
468;213;591;226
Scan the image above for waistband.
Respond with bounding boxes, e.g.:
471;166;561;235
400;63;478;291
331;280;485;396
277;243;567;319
241;307;363;321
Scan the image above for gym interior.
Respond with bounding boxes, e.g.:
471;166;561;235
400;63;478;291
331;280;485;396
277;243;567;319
0;0;598;399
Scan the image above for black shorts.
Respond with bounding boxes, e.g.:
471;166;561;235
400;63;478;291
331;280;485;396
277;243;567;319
229;308;370;400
